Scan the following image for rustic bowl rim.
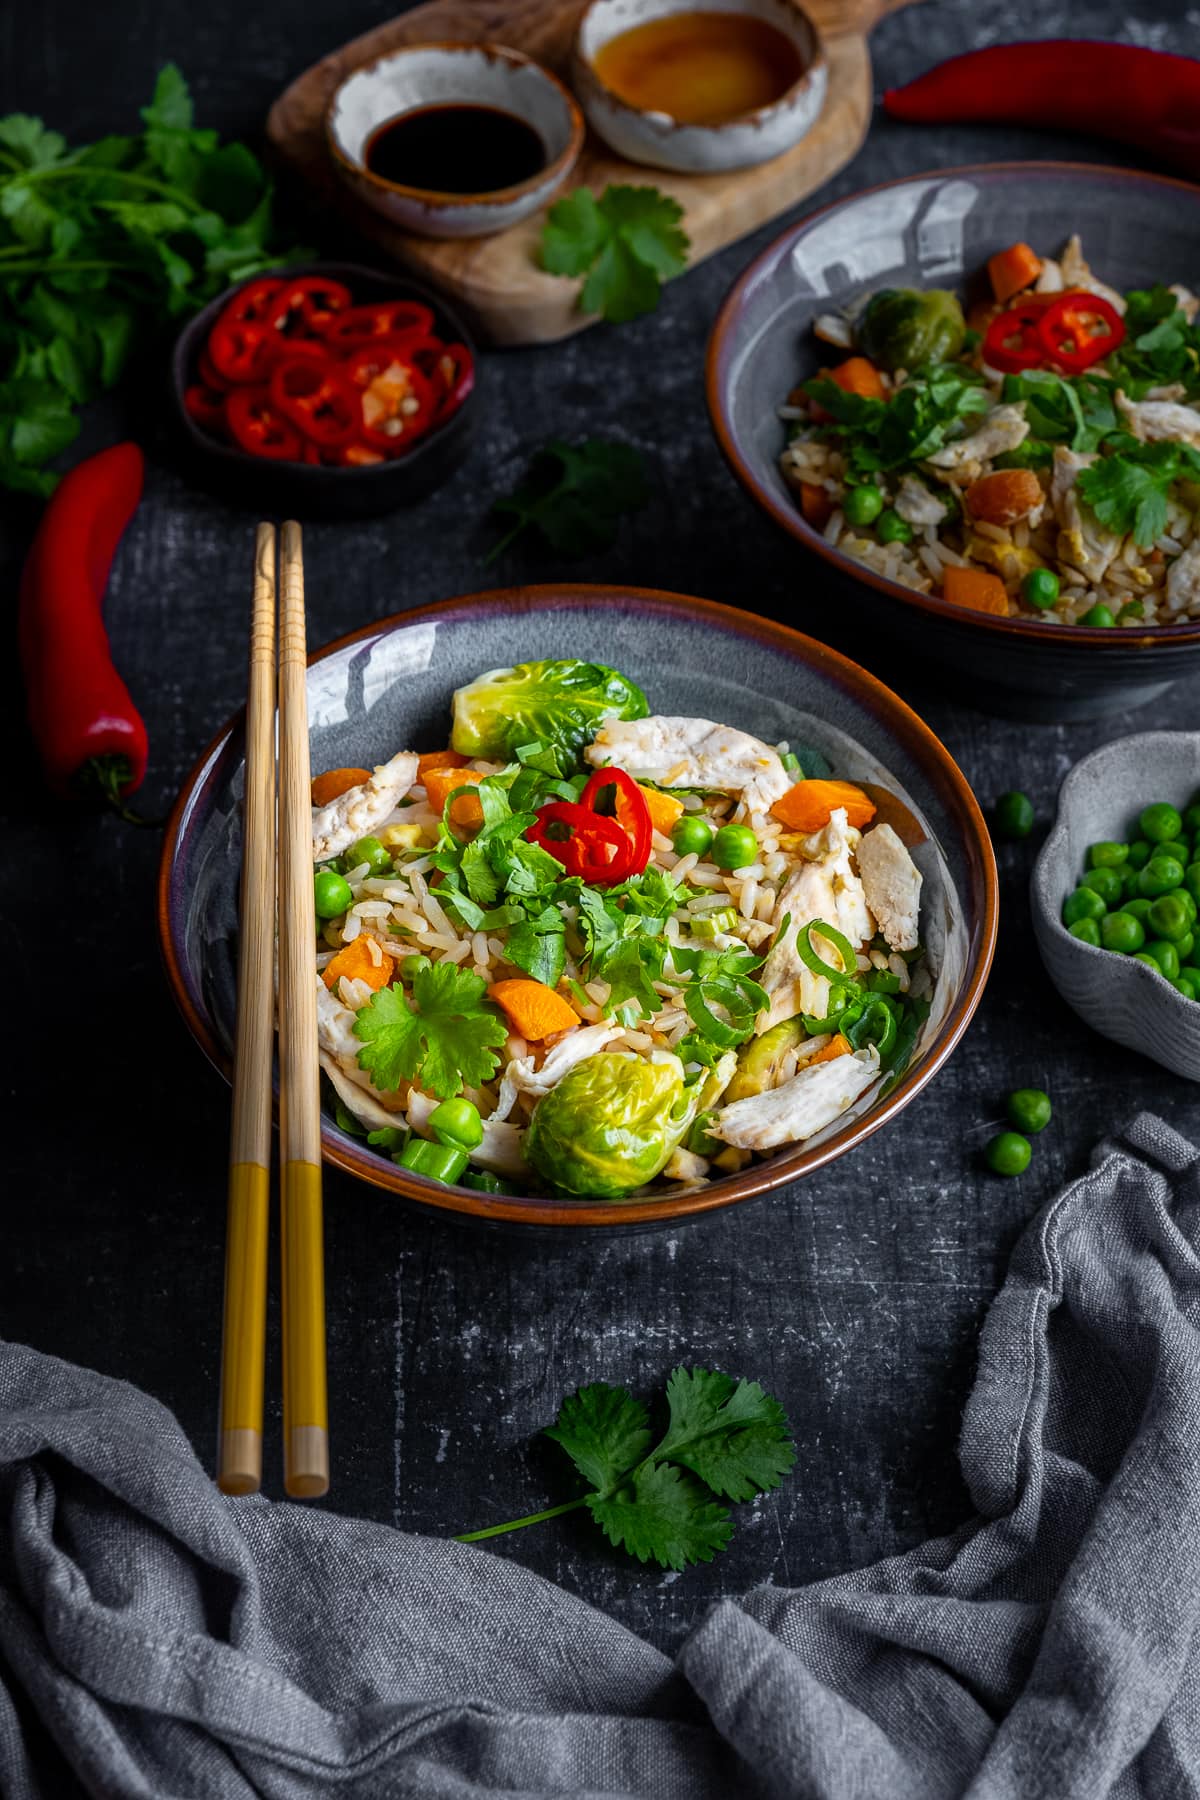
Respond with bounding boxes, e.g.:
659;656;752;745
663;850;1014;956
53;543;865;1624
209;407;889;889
706;159;1200;651
157;583;999;1229
571;0;826;133
324;40;585;209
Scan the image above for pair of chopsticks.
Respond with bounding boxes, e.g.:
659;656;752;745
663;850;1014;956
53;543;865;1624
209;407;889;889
218;521;328;1501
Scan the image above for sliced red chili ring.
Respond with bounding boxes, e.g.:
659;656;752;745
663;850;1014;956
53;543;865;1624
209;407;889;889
197;347;232;392
183;384;228;435
207;319;277;383
428;342;474;417
265;277;354;338
350;351;439;454
982;296;1054;373
579;767;653;878
225;387;305;460
333;443;387;467
321;300;435;349
216;276;285;329
1036;291;1125;373
269;358;360;447
526;801;634;884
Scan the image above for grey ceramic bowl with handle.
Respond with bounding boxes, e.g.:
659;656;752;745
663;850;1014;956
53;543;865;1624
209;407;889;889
1032;732;1200;1082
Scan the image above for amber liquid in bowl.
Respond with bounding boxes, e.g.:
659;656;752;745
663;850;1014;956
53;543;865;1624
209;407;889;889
591;13;805;126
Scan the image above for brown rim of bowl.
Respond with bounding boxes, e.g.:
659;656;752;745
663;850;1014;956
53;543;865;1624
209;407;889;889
157;584;998;1229
706;159;1200;651
324;42;586;210
571;0;825;130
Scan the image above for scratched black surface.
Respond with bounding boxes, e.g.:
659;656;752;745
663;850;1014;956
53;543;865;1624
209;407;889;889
3;0;1198;1652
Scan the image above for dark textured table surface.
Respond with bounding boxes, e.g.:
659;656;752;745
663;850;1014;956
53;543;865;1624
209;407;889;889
3;0;1197;1653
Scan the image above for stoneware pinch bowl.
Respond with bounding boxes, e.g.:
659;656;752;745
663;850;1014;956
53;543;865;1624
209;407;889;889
572;0;826;174
159;586;998;1232
326;44;584;238
1032;732;1200;1082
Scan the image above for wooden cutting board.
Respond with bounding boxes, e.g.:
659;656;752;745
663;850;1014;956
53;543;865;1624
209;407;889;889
267;0;917;346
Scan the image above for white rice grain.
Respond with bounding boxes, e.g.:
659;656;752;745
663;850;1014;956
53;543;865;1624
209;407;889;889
342;914;362;942
421;890;454;935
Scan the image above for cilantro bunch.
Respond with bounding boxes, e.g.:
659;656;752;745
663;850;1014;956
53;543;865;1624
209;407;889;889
486;438;649;561
0;66;302;494
458;1367;795;1569
801;363;989;476
1107;284;1200;398
540;185;689;323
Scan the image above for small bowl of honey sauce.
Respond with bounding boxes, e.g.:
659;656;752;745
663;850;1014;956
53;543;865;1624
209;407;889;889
573;0;826;174
326;44;585;239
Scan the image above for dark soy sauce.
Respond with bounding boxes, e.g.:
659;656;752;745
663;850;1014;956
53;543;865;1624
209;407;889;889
364;105;547;194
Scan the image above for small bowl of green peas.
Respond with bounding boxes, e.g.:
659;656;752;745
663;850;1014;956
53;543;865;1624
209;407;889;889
1032;733;1200;1081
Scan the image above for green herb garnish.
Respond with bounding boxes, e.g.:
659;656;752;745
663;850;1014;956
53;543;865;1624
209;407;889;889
1076;434;1200;546
457;1367;796;1569
486;438;649;561
352;962;507;1102
540;184;689;323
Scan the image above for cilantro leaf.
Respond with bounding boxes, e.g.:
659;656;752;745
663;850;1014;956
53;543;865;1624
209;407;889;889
458;1365;794;1571
588;1464;733;1570
1076;438;1200;546
655;1368;796;1501
505;912;566;988
487;438;649;561
545;1383;653;1491
540;183;689;323
805;364;988;474
352;964;507;1101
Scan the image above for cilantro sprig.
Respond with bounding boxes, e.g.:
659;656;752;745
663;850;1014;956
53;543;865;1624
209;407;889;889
486;438;649;562
1076;434;1200;546
540;184;689;323
352;962;507;1102
457;1368;795;1570
802;363;988;476
0;66;304;495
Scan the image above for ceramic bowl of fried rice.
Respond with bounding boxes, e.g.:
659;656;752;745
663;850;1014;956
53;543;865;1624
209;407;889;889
160;585;997;1230
708;162;1200;721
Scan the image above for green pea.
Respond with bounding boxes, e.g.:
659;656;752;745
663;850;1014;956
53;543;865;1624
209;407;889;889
1140;802;1184;843
1117;600;1146;624
1185;863;1200;902
344;835;391;878
994;791;1034;840
1006;1088;1052;1134
1101;911;1145;954
1172;974;1197;1000
1178;889;1199;924
1068;918;1101;945
1123;897;1153;923
428;1096;484;1151
1080;867;1123;906
1063;887;1107;926
711;823;758;871
1159;840;1191;864
1183;802;1200;835
1087;840;1129;869
1022;567;1060;611
400;954;432;980
671;815;714;858
1138;855;1185;897
1079;603;1115;627
1143;939;1181;980
1177;930;1196;963
1132;952;1162;970
1179;964;1200;991
1148;893;1192;943
1119;865;1142;900
314;868;354;920
876;508;913;545
843;483;884;527
1126;839;1152;869
986;1131;1031;1177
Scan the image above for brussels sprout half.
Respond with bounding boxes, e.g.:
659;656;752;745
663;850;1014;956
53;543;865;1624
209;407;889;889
526;1052;695;1199
450;659;649;772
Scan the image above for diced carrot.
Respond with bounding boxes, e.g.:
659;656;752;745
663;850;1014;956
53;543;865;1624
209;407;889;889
799;481;834;531
322;935;396;993
829;356;886;401
416;748;469;782
809;1032;850;1066
987;242;1042;304
770;778;877;834
422;764;484;832
965;468;1044;526
311;766;371;807
637;784;685;835
942;565;1010;616
488;978;580;1042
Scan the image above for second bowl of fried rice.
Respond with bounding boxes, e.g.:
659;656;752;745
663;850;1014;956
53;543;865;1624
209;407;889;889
708;162;1200;721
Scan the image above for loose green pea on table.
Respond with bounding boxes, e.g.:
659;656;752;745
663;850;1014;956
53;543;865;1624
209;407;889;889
1062;790;1200;1006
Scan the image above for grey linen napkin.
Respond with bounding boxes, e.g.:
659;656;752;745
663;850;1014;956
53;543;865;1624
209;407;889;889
2;1111;1199;1800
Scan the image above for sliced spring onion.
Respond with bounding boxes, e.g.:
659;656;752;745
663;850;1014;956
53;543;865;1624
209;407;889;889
685;976;763;1048
845;999;897;1060
691;908;739;940
796;918;857;983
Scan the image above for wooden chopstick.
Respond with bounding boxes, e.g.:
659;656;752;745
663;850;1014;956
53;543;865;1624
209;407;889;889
276;520;329;1499
218;524;277;1496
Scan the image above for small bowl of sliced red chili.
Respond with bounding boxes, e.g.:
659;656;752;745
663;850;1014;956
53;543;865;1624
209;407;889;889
170;262;478;515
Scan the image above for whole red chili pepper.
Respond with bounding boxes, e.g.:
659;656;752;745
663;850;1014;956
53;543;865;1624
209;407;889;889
18;443;148;808
884;41;1200;175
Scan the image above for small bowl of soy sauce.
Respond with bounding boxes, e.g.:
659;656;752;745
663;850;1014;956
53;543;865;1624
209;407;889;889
326;43;585;239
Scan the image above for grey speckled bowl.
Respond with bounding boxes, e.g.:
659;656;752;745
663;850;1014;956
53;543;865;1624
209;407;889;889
1032;733;1200;1082
707;162;1200;722
159;585;997;1231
